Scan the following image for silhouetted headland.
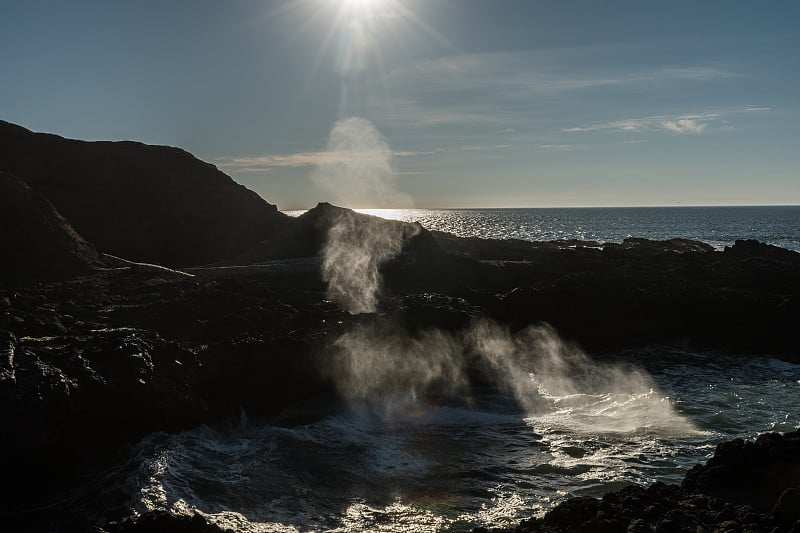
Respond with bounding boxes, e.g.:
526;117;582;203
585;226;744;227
1;121;798;531
0;120;290;267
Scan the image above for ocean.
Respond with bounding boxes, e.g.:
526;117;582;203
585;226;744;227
128;351;800;532
117;205;799;532
288;205;800;252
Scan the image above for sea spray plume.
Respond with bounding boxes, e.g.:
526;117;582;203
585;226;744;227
328;321;469;403
311;117;413;208
464;321;550;413
468;321;646;404
328;318;697;435
467;321;698;435
322;209;420;313
313;116;416;313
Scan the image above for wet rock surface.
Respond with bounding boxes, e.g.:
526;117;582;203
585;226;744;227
96;511;232;533
682;430;800;513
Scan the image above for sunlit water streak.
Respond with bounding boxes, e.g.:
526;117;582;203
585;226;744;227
124;349;800;532
284;206;800;252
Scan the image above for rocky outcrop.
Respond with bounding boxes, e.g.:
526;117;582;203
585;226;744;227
488;430;800;533
394;234;800;355
229;202;442;263
0;120;290;267
0;171;101;282
682;430;800;514
0;269;342;462
0;268;350;531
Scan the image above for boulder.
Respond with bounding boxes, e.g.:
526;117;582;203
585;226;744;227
682;429;800;512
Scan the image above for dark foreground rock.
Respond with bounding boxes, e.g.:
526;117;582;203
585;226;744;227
0;267;351;531
682;430;800;513
487;430;800;533
97;511;231;533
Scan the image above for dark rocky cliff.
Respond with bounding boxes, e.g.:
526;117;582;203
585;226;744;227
0;171;100;282
0;120;290;267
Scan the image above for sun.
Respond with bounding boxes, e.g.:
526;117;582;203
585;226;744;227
278;0;454;88
340;0;386;19
343;0;381;9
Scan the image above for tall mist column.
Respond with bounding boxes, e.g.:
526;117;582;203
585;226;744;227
312;117;414;314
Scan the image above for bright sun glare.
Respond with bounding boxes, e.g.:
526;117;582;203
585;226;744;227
340;0;387;20
344;0;381;9
285;0;454;89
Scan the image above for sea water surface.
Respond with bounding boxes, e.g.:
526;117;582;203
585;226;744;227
285;206;800;252
123;350;800;532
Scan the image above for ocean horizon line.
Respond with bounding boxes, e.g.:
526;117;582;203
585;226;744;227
281;203;800;213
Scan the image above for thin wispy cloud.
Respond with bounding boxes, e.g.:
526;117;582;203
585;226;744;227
217;149;430;173
538;144;577;151
563;114;713;134
395;170;431;176
564;106;768;136
383;52;735;98
369;49;739;130
662;119;707;134
460;144;509;151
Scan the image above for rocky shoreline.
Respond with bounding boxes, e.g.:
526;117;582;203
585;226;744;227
2;233;799;531
2;121;798;531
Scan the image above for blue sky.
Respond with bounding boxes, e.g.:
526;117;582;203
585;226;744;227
1;0;798;209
